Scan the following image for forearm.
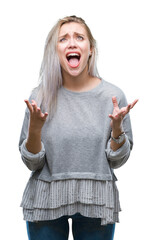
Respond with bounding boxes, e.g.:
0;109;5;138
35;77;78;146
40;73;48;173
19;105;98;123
26;128;42;154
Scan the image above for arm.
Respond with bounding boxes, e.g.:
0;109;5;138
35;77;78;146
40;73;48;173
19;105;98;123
24;99;48;154
109;96;138;151
106;96;138;169
19;99;48;171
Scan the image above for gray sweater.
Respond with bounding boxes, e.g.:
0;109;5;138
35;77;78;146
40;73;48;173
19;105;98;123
19;78;133;182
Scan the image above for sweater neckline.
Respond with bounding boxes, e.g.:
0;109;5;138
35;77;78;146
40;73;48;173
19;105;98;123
60;78;104;95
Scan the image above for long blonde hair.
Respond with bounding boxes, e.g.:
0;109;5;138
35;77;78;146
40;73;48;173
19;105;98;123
36;15;99;119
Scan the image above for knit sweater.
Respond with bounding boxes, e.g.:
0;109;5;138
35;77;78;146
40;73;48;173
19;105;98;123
19;78;133;225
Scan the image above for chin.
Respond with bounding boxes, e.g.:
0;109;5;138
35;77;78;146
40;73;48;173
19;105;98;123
62;63;88;78
70;65;89;77
69;71;81;77
65;68;82;78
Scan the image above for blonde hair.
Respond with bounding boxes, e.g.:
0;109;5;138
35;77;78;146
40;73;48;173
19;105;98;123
36;15;99;119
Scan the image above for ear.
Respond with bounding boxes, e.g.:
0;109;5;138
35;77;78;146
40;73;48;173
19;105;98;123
89;46;93;56
89;47;93;56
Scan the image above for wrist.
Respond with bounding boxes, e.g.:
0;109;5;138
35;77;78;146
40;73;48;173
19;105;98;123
29;125;42;135
111;127;124;139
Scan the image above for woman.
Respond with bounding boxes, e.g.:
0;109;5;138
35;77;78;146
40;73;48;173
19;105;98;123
19;15;138;240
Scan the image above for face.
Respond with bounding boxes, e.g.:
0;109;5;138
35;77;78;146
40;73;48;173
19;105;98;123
57;22;92;78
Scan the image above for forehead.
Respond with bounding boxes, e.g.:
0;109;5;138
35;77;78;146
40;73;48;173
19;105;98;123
58;22;87;36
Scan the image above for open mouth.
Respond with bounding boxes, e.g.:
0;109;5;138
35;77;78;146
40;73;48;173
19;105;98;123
66;52;81;68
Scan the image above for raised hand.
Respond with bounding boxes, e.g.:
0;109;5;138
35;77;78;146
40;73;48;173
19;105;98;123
109;96;138;151
25;99;48;132
109;96;138;131
24;99;48;154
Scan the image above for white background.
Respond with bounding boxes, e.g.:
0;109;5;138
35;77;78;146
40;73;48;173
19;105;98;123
0;0;157;239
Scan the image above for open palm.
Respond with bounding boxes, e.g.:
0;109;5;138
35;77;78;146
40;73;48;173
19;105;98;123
109;96;138;130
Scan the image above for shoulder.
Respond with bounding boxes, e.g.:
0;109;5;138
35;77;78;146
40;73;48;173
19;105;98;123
101;78;124;96
28;86;39;101
101;78;128;106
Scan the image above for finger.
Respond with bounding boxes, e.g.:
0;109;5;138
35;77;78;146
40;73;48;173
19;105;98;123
108;113;120;120
130;99;139;109
43;112;48;121
112;96;119;109
125;103;132;114
37;107;42;116
31;100;38;112
37;107;48;120
109;111;121;119
108;114;114;120
40;112;48;121
24;99;33;113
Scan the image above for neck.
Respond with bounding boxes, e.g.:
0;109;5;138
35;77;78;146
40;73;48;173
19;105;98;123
62;66;94;91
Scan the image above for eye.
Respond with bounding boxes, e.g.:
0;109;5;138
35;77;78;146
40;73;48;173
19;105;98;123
59;38;67;42
77;36;84;41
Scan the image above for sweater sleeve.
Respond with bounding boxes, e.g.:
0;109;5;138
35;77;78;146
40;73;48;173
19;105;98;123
19;105;46;172
106;134;131;169
105;90;133;169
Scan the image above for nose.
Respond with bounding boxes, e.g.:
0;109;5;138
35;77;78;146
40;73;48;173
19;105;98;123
68;37;77;48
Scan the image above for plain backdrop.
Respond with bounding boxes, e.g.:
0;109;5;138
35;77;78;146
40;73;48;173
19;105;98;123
0;0;157;239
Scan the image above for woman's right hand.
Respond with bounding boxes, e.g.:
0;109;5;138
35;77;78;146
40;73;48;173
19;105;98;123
24;99;48;154
25;99;48;132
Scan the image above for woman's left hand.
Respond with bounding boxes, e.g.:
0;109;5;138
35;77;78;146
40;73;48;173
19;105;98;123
109;96;138;131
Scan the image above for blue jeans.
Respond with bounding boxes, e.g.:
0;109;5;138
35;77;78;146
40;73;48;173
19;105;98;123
26;213;115;240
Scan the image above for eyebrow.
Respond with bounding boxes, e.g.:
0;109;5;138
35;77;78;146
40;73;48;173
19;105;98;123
58;32;85;39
